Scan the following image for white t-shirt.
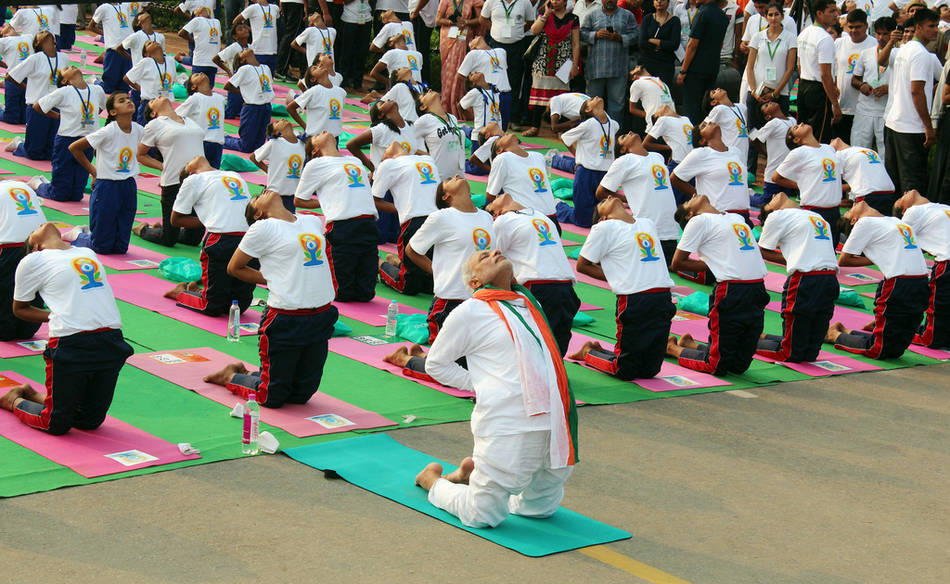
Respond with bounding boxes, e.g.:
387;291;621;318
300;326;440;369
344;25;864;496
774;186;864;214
885;40;938;134
121;30;167;66
751;117;794;183
126;55;177;100
176;91;226;144
58;5;79;26
748;26;798;96
11;7;53;37
0;181;45;245
37;84;107;137
371;155;440;223
409;0;439;27
646;115;693;163
240;2;279;55
834;34;877;115
217;41;246;71
140;116;205;186
720;1;741;60
486;151;557;216
371;21;417;51
677;212;767;281
673;1;697;61
457;48;511;92
758;208;838;273
797;24;834;82
629;77;674;131
459;86;503;134
580;218;676;294
472;135;498;163
14;247;122;337
704;103;749;163
92;3;133;49
172;171;251;233
379;48;424;83
672;146;748;212
853;45;894;116
183;16;222;67
481;0;536;43
410;207;496;299
85;121;145;181
294;26;337;65
901;203;950;262
775;144;842;208
841;216;928;278
238;215;336;310
835;146;894;199
294;157;378;222
342;0;373;25
230;63;275;105
742;12;797;42
380;82;422;122
294;83;347;136
0;35;33;72
414;112;467;179
253;137;307;197
599;152;680;240
376;0;409;13
9;51;70;105
369;122;423;169
492;208;574;284
560;116;619;171
549;92;589;120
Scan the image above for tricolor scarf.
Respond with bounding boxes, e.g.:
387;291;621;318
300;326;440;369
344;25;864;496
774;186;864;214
472;285;578;468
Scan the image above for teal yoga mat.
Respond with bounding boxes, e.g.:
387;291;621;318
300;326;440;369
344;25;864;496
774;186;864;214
284;433;631;556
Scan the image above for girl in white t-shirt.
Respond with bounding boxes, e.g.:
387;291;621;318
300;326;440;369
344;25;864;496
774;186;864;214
0;29;34;124
458;71;502;139
178;6;221;81
287;64;347;139
560;96;620;228
292;12;337;67
123;40;177;124
251;120;307;212
7;31;67;160
296;56;343;90
118;11;166;109
222;48;274;153
414;89;466;180
176;72;227;168
370;34;423;87
379;66;424;122
68;92;145;254
213;21;251;119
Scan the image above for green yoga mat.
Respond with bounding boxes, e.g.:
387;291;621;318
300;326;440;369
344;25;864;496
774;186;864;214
285;433;631;556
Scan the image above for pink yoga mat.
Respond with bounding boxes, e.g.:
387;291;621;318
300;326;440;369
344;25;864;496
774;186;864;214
328;336;475;398
465;172;488;184
345;97;371;110
755;350;881;376
565;333;731;392
335;296;423;326
109;272;259;337
95;245;168;271
578;302;602;311
669;313;712;340
560;223;590;237
127;348;396;437
0;121;24;133
0;370;200;478
0;323;49;358
838;266;883;286
907;345;950;360
0;148;52;172
550;168;575;180
763;270;788;293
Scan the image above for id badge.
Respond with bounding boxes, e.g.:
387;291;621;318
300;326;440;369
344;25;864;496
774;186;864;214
765;67;777;82
505;24;519;38
158;89;172;99
660;91;673;104
448;26;460;38
867;77;883;89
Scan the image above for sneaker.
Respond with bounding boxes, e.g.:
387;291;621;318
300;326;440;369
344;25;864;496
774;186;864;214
26;176;48;190
5;137;22;152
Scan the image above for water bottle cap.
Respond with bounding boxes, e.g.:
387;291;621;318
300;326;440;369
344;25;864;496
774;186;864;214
232;300;239;305
248;392;256;401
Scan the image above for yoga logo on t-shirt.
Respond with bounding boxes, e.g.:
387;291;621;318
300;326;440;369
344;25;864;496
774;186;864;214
9;188;36;215
258;74;271;93
402;30;413;46
846;53;859;74
80;101;96;126
343;163;365;187
16;42;29;61
734;117;747;139
637;232;660;262
489;102;501;120
415;161;436;184
117;147;133;173
209;27;219;44
860;149;881;164
207;107;221;129
472;228;492;250
821;158;837;182
651;164;669;190
726;161;743;185
733;223;756;250
299;233;324;266
322;36;333;53
682;124;692;143
49;68;60;86
160;72;174;91
328;98;342;120
809;215;830;240
128;2;141;18
117;11;129;28
599;135;611;158
287;154;303;179
489;55;500;72
262;9;275;27
72;257;103;290
37;13;49;30
221;176;247;200
528;168;547;193
897;223;918;249
400;141;412;153
532;218;556;246
407;54;418;71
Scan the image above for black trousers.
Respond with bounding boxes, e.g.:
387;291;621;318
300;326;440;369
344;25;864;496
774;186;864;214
757;271;838;362
524;280;581;357
412;16;433;87
834;114;854;142
14;329;133;435
914;260;950;349
835;275;929;359
276;2;307;75
0;245;42;341
586;289;675;380
426;297;464;344
682;71;717;125
176;233;256;316
884;127;929;198
379;216;434;295
338;20;372;89
488;36;528;124
797;79;833;143
140;184;205;247
325;215;379;302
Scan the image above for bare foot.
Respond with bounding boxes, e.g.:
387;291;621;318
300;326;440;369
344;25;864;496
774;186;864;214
677;333;700;349
186;282;201;292
163;282;189;299
360;90;382;103
521;127;539;137
567;340;602;361
443;456;475;485
665;335;682;358
203;362;249;386
384;253;401;267
407;343;426;358
415;462;443;491
132;222;154;237
0;384;36;411
383;346;412;367
824;322;848;344
861;320;874;332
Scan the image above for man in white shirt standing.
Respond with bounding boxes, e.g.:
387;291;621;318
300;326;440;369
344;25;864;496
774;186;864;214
833;9;877;140
883;8;940;197
849;16;896;160
796;0;841;141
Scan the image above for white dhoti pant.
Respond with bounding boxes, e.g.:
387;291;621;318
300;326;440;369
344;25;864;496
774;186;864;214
851;111;886;160
428;430;573;528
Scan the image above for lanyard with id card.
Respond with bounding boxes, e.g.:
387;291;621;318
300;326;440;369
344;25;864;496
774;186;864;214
501;0;520;38
74;86;95;128
764;35;782;83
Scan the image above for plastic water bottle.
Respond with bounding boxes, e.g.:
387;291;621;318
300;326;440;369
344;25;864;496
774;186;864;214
227;300;240;342
78;48;87;66
385;300;398;337
544;149;558;169
242;393;260;455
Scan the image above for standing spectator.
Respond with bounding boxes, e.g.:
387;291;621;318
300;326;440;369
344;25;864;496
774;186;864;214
715;0;742;100
638;0;681;90
337;0;373;91
581;0;638;124
523;0;581;136
884;8;940;197
850;15;896;158
744;2;797;128
573;0;603;92
833;9;876;140
437;0;482;116
796;0;841;142
481;0;536;130
277;0;309;79
410;0;438;86
458;36;513;128
677;0;728;124
234;0;280;75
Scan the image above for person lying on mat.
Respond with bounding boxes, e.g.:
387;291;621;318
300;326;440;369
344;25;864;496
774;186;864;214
163;155;257;317
568;197;675;379
0;222;133;435
0;180;47;341
388;249;578;528
824;201;929;359
203;189;339;408
754;192;840;363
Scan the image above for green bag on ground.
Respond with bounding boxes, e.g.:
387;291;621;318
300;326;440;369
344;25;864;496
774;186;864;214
159;258;201;283
677;291;709;316
552;177;573;200
395;313;429;344
271;103;289;117
566;246;580;260
333;320;353;337
172;83;187;100
553;187;573;200
573;311;594;326
220;154;259;172
837;287;865;309
471;193;486;208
